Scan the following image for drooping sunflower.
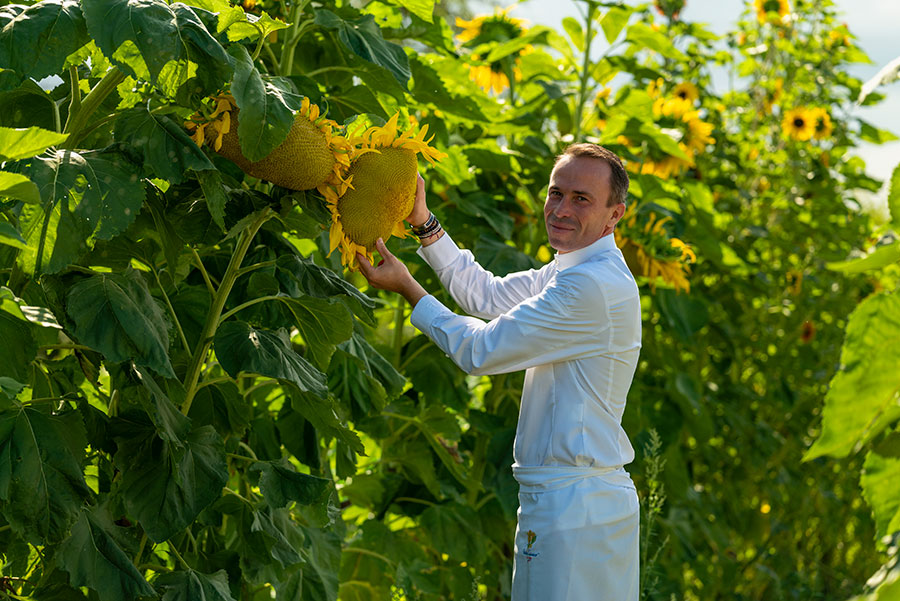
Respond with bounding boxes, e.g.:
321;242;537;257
639;96;714;179
782;107;816;141
456;7;531;95
186;94;350;191
324;113;447;270
754;0;790;25
809;107;834;140
615;207;696;293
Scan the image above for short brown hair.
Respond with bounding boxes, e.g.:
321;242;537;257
556;143;629;207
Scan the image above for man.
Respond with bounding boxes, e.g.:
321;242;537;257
357;143;642;600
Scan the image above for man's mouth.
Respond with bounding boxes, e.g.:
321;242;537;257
548;222;575;231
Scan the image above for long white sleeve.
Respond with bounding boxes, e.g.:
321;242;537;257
416;233;555;320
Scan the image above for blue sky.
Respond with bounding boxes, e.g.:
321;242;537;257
484;0;900;182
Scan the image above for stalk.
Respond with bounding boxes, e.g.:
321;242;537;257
572;2;598;141
61;67;126;148
180;208;272;415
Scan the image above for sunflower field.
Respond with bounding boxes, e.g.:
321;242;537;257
1;0;899;599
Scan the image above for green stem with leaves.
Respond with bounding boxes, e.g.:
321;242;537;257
573;2;598;141
62;67;126;148
180;208;273;415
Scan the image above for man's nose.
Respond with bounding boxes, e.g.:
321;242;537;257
551;197;573;218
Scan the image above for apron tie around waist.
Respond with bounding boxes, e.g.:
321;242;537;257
511;464;625;493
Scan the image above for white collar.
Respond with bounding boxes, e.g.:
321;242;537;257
555;233;617;271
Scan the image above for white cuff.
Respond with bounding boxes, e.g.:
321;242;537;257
416;232;462;272
410;294;450;334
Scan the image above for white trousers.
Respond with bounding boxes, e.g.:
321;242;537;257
511;466;640;601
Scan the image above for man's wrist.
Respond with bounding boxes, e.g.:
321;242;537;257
408;211;430;228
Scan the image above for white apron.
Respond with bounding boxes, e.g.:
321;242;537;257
511;465;640;601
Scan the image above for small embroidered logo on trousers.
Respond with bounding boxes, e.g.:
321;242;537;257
524;530;539;562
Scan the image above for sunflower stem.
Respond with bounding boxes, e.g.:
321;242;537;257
62;66;126;148
180;208;273;416
573;2;598;141
392;297;405;368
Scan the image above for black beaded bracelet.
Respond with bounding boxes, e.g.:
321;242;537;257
415;221;443;239
412;213;437;238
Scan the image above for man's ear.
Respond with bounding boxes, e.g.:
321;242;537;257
611;202;626;226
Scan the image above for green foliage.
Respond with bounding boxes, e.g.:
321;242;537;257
0;0;894;599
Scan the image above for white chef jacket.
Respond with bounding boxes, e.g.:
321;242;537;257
410;231;641;470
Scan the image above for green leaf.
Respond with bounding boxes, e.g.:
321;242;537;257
0;311;36;381
288;390;365;455
56;507;156;601
0;171;40;204
0;407;91;542
0;286;61;328
483;27;552;63
251;459;331;509
420;503;486;564
114;108;214;184
638;122;691;160
0;0;90;80
861;447;900;539
384;0;435;23
626;23;687;61
0;126;68;162
155;569;237;601
315;10;410;87
214;320;328;397
806;292;900;460
81;0;231;92
334;331;405;407
600;6;632;44
228;44;301;162
859;120;899;145
132;366;191;443
562;17;585;52
409;56;487;121
114;419;227;542
188;381;251;438
280;296;353;370
195;169;228;231
275;254;375;325
0;219;27;250
66;270;176;378
889;162;900;225
827;240;900;273
9;148;145;274
655;288;709;340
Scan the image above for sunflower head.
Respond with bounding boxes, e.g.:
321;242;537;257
639;96;714;179
782;107;816;141
186;94;350;191
456;7;527;46
673;82;700;104
754;0;790;25
809;107;833;140
324;113;447;270
615;206;695;293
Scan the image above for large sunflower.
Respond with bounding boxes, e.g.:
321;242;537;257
754;0;790;25
324;113;447;270
782;107;816;141
456;7;531;95
186;95;350;191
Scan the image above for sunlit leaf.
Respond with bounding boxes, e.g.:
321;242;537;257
861;445;900;539
0;171;40;204
599;6;631;44
806;292;900;460
275;254;375;325
0;126;68;162
82;0;231;92
889;162;900;225
383;0;435;24
229;44;301;162
9;148;145;274
827;240;900;273
626;23;687;61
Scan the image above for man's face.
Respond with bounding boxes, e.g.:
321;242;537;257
544;155;625;254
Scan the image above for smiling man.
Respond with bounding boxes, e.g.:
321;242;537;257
357;143;642;600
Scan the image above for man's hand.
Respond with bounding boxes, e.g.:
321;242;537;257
406;173;429;227
357;238;428;307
